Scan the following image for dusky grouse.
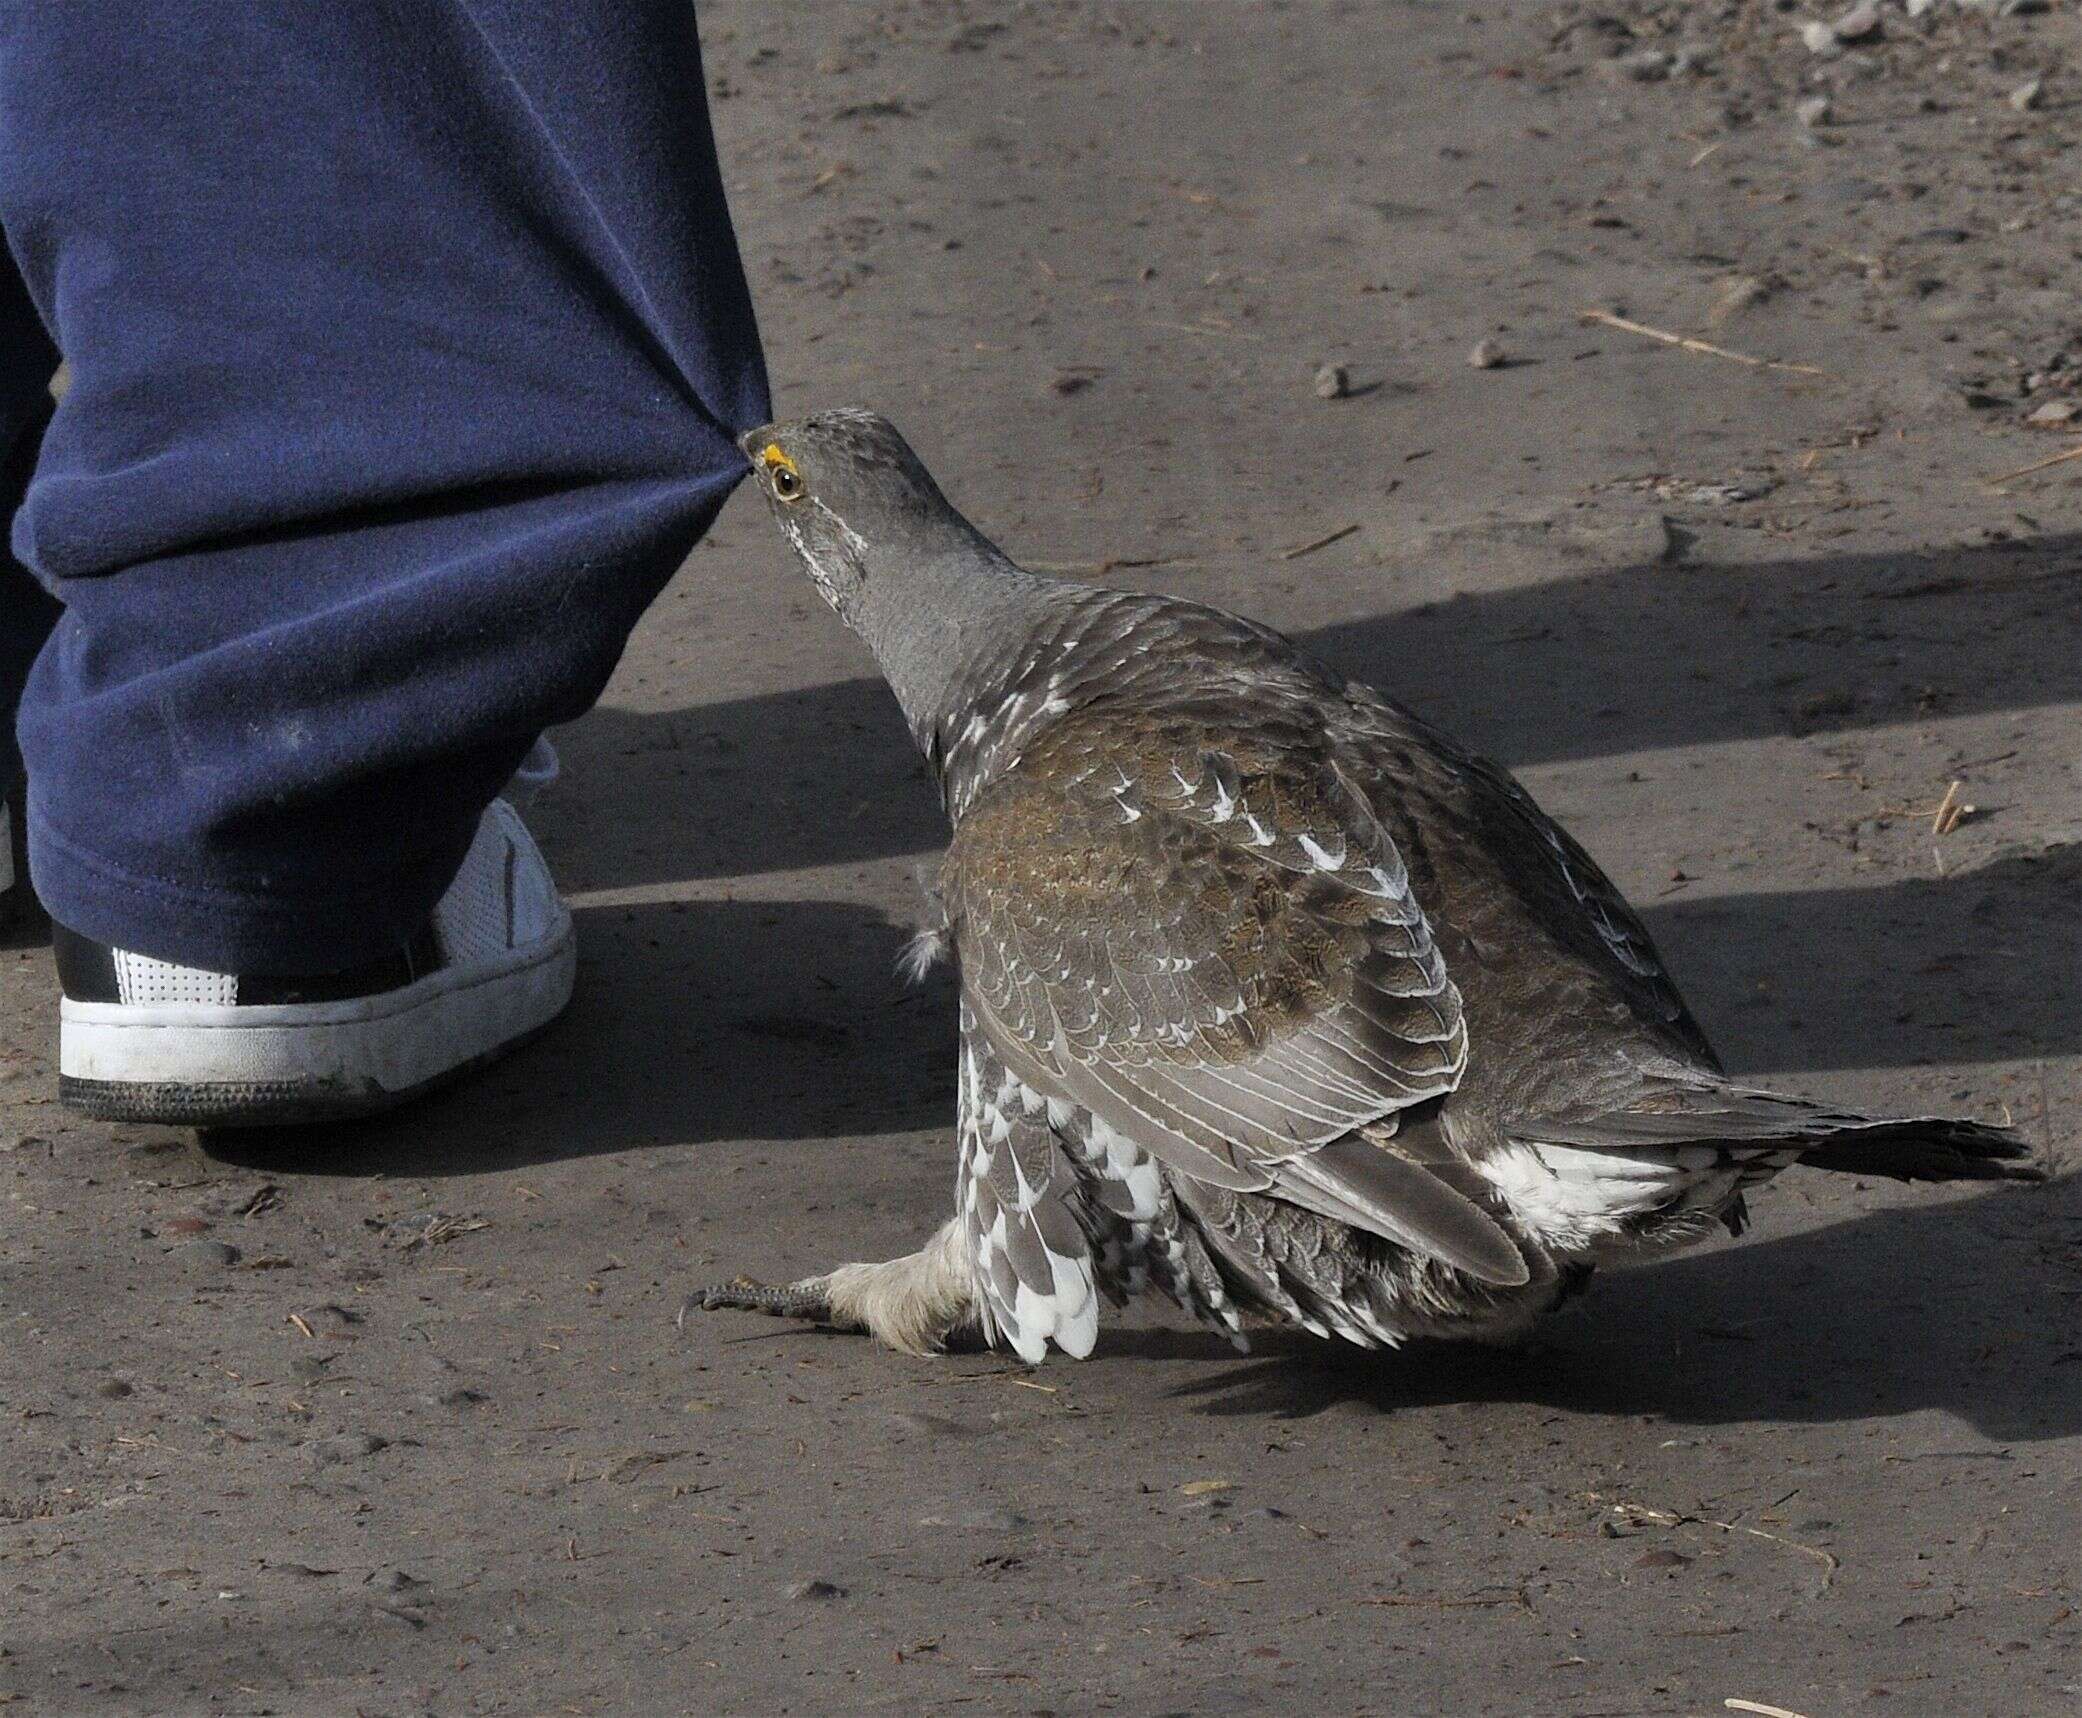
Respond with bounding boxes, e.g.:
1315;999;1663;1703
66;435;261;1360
692;408;2036;1363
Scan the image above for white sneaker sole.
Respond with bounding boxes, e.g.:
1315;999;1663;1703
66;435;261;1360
59;913;576;1126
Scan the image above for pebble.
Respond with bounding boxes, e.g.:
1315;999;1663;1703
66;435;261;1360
1905;0;1937;14
1796;96;1835;129
97;1378;134;1400
787;1579;847;1602
304;1431;388;1467
1467;337;1507;370
1600;47;1672;83
1833;2;1882;42
2008;78;2043;114
1312;363;1350;399
2026;400;2079;427
174;1239;240;1271
1660;477;1775;506
1799;20;1842;56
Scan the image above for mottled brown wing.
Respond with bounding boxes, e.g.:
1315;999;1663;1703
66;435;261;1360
1339;683;1720;1069
943;710;1527;1287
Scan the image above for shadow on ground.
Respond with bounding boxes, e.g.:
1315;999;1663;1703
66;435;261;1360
203;896;957;1175
554;531;2082;888
1112;1174;2081;1442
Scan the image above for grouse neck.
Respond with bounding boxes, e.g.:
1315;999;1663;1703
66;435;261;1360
854;541;1079;753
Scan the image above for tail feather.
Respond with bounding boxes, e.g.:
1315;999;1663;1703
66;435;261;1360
1528;1083;2040;1186
1791;1116;2038;1184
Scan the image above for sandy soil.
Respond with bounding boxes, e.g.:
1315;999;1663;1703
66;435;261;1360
4;2;2080;1712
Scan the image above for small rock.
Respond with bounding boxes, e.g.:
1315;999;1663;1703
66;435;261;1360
370;1568;426;1593
788;1579;846;1601
174;1239;240;1271
1664;479;1772;506
1798;19;1842;55
2008;79;2044;114
1706;274;1776;325
1796;96;1835;129
1905;0;1936;16
288;1355;335;1381
97;1378;134;1400
1467;338;1507;370
1600;47;1672;82
293;1302;364;1333
1833;2;1881;42
1312;363;1350;400
304;1431;388;1467
2026;400;2080;427
1635;1548;1694;1569
438;1386;488;1410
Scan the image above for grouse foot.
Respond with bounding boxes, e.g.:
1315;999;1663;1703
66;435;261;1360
680;1218;979;1356
680;1278;836;1324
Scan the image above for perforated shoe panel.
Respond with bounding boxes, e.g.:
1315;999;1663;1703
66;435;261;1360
430;798;560;966
112;949;239;1006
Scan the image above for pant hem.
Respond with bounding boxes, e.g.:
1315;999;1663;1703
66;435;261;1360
27;795;478;974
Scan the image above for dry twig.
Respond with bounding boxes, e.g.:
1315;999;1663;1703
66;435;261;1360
1984;441;2082;486
1602;1498;1839;1587
1279;523;1360;561
1579;309;1825;377
1931;779;1975;836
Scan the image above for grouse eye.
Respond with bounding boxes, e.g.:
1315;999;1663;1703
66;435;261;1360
769;465;803;503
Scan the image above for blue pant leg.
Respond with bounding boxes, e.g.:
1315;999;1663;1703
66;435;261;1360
0;252;59;798
0;1;768;972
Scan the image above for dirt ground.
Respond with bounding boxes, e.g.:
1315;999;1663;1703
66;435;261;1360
5;1;2081;1713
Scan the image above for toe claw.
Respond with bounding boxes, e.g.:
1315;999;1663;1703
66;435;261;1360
679;1277;834;1329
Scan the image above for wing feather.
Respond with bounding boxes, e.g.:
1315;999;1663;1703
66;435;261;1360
946;707;1520;1280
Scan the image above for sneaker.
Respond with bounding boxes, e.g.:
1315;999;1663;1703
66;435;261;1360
54;795;575;1127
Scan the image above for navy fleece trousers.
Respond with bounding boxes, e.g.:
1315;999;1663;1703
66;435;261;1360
0;2;768;972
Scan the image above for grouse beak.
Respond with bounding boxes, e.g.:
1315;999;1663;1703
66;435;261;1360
736;425;772;462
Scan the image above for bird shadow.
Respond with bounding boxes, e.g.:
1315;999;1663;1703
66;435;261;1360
1096;1175;2080;1442
201;895;956;1177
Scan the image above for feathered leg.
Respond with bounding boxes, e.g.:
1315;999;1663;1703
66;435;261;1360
683;1215;981;1355
684;1011;1100;1361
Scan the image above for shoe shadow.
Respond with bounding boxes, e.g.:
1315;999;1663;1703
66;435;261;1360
1098;1175;2080;1442
202;896;957;1176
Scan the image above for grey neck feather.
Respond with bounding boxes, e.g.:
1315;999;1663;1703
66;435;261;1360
852;531;1075;752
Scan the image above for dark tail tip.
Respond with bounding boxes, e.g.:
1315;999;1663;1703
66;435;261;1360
1800;1118;2043;1185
